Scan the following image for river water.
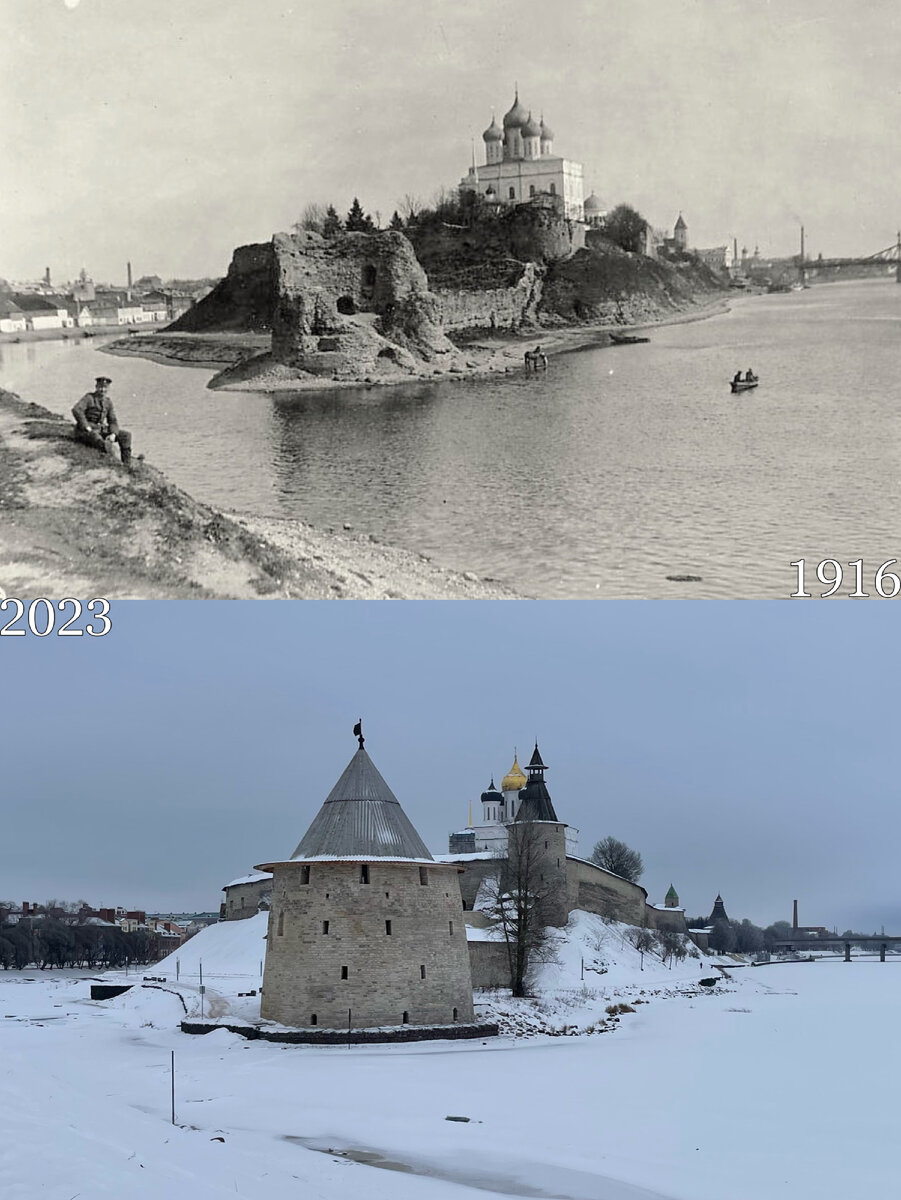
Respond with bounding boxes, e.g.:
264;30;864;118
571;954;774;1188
2;278;898;598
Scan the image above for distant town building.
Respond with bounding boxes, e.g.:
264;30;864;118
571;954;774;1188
460;90;585;221
694;245;734;272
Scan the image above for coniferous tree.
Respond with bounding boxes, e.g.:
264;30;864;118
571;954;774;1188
345;197;369;232
322;205;343;237
388;210;405;231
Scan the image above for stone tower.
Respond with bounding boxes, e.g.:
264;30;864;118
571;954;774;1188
664;884;680;909
674;213;688;251
509;743;570;928
257;735;475;1030
708;893;729;924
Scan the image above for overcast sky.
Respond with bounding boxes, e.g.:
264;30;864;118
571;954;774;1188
1;600;897;934
2;0;899;284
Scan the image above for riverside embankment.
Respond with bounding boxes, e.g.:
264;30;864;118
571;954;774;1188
0;389;516;599
103;295;732;392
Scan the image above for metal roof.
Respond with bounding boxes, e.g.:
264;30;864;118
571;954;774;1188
288;746;434;862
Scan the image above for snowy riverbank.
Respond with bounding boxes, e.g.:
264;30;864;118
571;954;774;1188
2;911;898;1200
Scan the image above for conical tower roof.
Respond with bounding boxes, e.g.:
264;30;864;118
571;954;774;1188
286;745;434;862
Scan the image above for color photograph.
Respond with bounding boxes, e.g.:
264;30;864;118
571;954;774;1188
2;602;900;1199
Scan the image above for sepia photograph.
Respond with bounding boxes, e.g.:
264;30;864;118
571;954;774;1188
2;601;901;1199
2;0;899;599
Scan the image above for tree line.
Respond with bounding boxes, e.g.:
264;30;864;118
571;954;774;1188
0;917;162;970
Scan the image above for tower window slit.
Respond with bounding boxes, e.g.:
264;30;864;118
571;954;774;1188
311;1014;317;1026
419;866;429;886
360;864;370;884
402;1011;409;1024
277;911;284;936
449;920;454;935
453;1007;458;1021
322;920;329;934
300;865;310;885
385;920;392;935
420;965;426;979
341;965;348;980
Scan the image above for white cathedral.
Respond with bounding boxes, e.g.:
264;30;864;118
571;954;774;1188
460;90;587;222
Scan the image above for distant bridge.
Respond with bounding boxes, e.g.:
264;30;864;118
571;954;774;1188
801;236;901;281
771;935;901;962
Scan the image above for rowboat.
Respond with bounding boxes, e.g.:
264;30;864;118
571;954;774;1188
609;332;650;344
730;378;759;393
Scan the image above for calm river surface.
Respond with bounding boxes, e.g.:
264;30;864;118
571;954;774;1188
2;278;898;598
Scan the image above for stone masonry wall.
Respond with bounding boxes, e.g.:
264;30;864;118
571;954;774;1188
261;860;475;1029
566;858;648;925
468;940;512;989
223;878;272;921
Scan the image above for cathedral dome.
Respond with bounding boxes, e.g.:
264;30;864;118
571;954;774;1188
503;92;529;128
482;117;503;142
540;117;554;141
521;112;541;138
584;192;604;213
501;753;527;792
480;778;501;804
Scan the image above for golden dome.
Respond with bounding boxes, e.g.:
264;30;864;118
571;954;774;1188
501;753;527;793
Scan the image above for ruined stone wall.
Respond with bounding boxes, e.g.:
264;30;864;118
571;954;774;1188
436;263;543;332
268;230;454;376
260;860;475;1029
171;242;275;333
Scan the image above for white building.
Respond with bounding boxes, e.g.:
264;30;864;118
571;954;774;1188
448;748;580;858
460;91;585;221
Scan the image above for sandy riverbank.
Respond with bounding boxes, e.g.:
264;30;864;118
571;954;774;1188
101;295;733;392
0;389;517;600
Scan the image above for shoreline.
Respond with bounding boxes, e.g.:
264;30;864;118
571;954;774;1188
100;295;734;392
0;388;518;600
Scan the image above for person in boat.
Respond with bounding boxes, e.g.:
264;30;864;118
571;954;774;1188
744;368;756;382
72;376;132;466
732;370;742;385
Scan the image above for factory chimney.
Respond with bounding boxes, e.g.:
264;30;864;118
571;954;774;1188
127;261;133;300
792;899;799;930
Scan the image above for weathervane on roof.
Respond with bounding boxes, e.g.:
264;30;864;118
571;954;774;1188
353;718;364;748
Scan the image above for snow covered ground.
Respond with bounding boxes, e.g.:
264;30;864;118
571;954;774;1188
2;912;899;1200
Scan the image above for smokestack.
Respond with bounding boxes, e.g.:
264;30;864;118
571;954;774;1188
792;899;799;930
127;261;133;301
44;267;51;287
800;226;805;262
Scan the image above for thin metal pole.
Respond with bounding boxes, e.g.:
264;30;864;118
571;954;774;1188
171;1050;175;1125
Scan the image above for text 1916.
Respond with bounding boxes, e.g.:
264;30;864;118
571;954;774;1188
0;597;112;636
790;560;900;598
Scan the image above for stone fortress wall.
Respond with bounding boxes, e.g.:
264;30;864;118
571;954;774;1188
260;860;475;1029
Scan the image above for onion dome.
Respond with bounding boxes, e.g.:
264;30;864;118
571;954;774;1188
540;116;554;141
480;777;501;803
503;90;529;128
501;753;527;793
482;117;503;143
521;111;541;138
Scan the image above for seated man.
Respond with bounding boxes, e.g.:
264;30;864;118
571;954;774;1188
72;376;132;466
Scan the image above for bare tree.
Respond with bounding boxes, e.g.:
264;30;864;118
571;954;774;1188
480;823;565;997
399;193;423;224
293;202;328;235
589;836;644;883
